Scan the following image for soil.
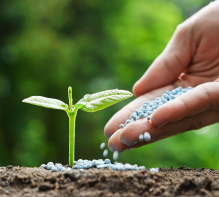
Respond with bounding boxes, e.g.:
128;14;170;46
0;166;219;197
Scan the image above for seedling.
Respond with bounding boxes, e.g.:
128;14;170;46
22;87;133;166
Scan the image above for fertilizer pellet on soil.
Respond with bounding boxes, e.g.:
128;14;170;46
41;159;146;172
47;162;54;165
105;159;111;164
51;166;58;172
150;168;159;173
40;164;46;168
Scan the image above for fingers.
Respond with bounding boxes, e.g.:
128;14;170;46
107;128;129;152
106;81;219;153
152;82;219;127
104;85;174;139
133;21;194;97
108;81;219;152
108;110;219;153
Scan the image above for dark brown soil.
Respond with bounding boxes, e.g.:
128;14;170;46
0;166;219;197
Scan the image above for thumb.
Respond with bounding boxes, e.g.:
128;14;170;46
152;82;219;127
133;22;195;97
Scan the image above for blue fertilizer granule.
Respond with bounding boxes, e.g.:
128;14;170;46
150;168;159;173
120;86;193;129
103;149;108;157
100;142;105;149
41;160;147;172
113;151;119;161
144;132;151;142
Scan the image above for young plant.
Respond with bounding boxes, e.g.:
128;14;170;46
22;87;133;166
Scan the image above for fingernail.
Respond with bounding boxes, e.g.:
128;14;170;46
104;123;114;139
108;132;118;152
109;145;116;152
104;122;110;136
105;132;112;139
119;131;137;146
108;139;124;152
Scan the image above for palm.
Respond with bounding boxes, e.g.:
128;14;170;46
176;17;219;87
133;2;219;97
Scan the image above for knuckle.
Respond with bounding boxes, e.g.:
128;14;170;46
176;23;184;31
174;22;191;40
175;23;186;35
198;85;218;111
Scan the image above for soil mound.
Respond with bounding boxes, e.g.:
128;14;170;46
0;166;219;196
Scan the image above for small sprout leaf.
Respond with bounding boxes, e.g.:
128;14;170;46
22;96;68;110
74;102;86;109
75;89;133;112
84;94;90;100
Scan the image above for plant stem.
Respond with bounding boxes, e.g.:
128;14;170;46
68;87;78;166
69;107;77;166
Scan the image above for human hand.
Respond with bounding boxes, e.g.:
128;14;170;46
105;81;219;152
104;1;219;152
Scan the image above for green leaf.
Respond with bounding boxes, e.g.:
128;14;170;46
22;96;68;110
75;89;133;112
74;102;86;109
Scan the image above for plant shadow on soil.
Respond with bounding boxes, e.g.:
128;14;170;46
0;166;218;197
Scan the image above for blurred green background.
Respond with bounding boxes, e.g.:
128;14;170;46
1;0;217;169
